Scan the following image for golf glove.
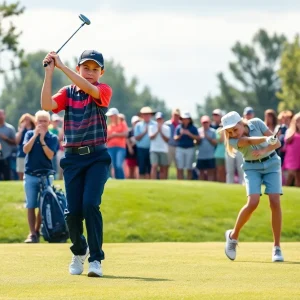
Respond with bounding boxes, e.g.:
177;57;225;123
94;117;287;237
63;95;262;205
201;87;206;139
266;136;278;145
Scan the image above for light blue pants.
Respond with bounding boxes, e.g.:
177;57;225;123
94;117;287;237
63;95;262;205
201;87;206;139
108;147;126;179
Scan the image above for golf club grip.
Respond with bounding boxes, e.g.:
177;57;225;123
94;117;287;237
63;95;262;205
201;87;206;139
43;62;48;67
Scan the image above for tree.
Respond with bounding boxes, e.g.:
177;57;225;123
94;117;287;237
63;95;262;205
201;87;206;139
0;51;169;127
0;51;70;126
277;35;300;112
200;29;287;118
0;1;26;73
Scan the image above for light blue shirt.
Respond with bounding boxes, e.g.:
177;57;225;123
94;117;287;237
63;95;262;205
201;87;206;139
197;127;216;159
229;118;273;160
134;120;156;149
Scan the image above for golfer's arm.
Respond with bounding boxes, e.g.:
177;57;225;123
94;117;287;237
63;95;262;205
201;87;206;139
237;136;267;147
41;73;58;111
60;65;99;99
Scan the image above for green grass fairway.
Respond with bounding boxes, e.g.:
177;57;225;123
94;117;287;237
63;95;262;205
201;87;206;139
1;243;300;300
1;180;300;243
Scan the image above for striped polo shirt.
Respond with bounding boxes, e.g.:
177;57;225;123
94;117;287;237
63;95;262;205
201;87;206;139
52;82;112;148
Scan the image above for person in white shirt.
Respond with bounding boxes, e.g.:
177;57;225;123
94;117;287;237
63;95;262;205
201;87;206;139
148;112;171;179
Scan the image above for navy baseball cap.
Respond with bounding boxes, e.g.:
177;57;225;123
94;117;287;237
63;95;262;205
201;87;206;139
243;106;254;115
78;50;104;68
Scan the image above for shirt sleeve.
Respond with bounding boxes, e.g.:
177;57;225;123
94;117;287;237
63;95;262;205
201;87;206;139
134;123;141;137
92;83;112;108
148;125;156;136
164;126;171;138
23;131;33;145
175;125;180;136
252;118;269;134
9;126;16;139
47;135;59;154
52;87;68;113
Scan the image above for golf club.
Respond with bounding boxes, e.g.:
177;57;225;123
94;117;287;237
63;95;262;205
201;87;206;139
273;125;282;138
43;14;91;67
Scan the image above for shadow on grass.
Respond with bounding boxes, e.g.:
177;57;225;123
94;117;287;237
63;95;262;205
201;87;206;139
238;261;300;264
103;275;172;281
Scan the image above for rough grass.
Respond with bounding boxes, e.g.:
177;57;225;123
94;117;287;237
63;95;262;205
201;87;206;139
0;180;300;243
1;243;300;300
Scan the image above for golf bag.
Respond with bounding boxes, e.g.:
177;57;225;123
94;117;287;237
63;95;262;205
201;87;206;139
36;170;69;243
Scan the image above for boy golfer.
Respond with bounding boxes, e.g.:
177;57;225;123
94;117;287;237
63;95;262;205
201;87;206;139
41;50;112;277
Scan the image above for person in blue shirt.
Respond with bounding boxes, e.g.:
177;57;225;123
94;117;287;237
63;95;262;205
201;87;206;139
23;110;58;243
174;111;199;180
221;111;284;263
134;106;156;179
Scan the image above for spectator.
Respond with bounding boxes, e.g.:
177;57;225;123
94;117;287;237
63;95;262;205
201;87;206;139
16;113;35;180
283;112;300;187
49;114;62;179
126;116;140;179
149;112;171;179
197;115;217;181
165;108;181;172
134;106;156;179
0;109;16;180
211;109;223;129
106;108;128;180
225;150;244;184
174;111;199;180
23;110;58;243
264;109;277;133
215;130;226;182
243;107;255;120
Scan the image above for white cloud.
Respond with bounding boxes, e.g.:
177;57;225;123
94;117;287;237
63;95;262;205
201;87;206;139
10;8;300;116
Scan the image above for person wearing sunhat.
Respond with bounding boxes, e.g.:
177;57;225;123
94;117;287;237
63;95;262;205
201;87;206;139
220;111;284;263
134;106;156;179
174;111;200;180
106;108;128;179
148;112;171;179
211;109;223;130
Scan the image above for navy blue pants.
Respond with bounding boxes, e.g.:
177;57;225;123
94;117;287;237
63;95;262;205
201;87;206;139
60;148;111;263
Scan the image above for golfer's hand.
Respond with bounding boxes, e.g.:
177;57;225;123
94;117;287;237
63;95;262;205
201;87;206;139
43;53;55;72
266;136;278;145
252;148;267;158
49;52;64;69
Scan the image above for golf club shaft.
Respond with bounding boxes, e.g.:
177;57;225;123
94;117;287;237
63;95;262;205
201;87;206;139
43;23;85;67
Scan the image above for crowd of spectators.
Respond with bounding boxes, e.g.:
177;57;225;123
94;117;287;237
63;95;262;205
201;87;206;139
0;106;299;187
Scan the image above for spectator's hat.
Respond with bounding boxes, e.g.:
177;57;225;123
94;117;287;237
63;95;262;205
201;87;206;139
243;106;254;116
212;109;223;116
131;115;140;124
155;112;164;119
106;107;119;116
140;106;155;115
219;111;242;131
180;111;192;119
172;108;180;115
201;115;211;123
118;113;125;120
51;114;61;122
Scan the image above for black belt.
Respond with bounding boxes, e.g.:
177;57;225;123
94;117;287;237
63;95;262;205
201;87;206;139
65;144;106;155
245;151;276;163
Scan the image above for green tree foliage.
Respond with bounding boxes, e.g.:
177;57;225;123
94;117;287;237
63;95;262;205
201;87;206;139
277;35;300;112
200;29;287;117
0;51;169;127
0;1;26;73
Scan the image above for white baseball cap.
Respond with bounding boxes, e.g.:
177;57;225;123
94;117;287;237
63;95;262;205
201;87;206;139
106;108;119;116
220;111;242;130
131;115;140;124
180;111;192;119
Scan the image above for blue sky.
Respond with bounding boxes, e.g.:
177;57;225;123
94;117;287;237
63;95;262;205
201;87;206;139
12;1;300;115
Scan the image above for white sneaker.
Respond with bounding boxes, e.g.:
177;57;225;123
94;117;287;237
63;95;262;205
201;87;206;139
272;246;284;262
88;261;103;277
225;230;238;261
69;247;89;275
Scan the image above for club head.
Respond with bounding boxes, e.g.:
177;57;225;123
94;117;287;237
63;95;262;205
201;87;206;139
79;14;91;25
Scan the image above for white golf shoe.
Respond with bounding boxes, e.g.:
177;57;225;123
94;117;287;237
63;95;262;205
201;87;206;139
88;261;103;277
69;247;89;275
272;246;284;262
225;230;238;261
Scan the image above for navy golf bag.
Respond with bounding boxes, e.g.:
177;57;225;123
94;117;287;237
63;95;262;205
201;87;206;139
35;170;69;243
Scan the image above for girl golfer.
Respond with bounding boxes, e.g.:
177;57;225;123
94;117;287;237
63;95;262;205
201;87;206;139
221;111;284;262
